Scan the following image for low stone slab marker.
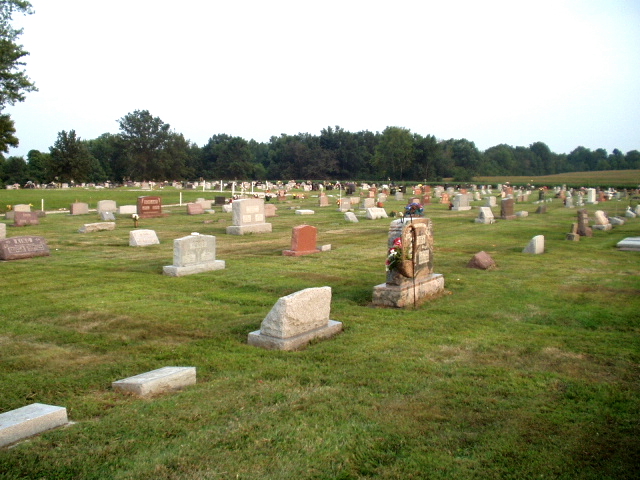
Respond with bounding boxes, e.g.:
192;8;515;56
0;403;68;447
112;366;196;397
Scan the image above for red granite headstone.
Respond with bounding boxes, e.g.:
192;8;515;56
283;225;320;256
0;236;50;260
137;196;163;218
13;211;39;226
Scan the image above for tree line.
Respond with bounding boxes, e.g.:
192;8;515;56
1;111;640;187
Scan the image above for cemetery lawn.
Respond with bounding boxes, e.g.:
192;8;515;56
1;190;639;479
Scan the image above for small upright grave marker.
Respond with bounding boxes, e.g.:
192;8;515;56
187;203;205;215
283;225;321;256
163;233;225;276
523;235;545;254
129;229;160;246
13;211;39;226
137;196;163;218
248;286;342;350
70;202;89;215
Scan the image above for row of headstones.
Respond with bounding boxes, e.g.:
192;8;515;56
0;286;343;448
566;209;629;241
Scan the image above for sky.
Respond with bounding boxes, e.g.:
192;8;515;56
5;0;640;158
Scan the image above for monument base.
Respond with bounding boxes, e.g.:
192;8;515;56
226;224;272;235
248;320;343;351
163;260;225;277
452;206;472;211
372;273;445;308
283;248;321;256
499;215;517;220
592;224;612;231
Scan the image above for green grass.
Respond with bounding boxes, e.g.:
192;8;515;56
474;170;640;188
0;188;639;479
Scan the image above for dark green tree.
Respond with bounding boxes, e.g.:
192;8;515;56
413;133;443;180
117;110;172;180
26;149;49;182
3;154;27;184
0;1;37;157
372;126;414;180
49;130;95;183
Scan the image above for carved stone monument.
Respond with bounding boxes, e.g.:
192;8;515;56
372;218;445;308
163;234;225;277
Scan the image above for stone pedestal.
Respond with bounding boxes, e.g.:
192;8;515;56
372;273;444;308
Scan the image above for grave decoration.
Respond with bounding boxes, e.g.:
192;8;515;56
372;214;445;308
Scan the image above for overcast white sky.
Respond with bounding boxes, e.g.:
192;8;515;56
6;0;640;158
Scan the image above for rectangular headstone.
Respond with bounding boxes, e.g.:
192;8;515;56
163;234;225;276
226;198;272;235
13;211;39;226
96;200;117;214
187;203;204;215
112;367;196;397
117;205;137;215
0;223;5;239
137;196;163;218
264;204;277;217
70;202;89;215
13;204;31;212
100;211;116;221
0;403;68;448
283;225;320;256
365;207;388;219
129;229;160;246
0;236;50;260
78;222;115;233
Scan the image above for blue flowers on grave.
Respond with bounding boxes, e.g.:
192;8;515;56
404;202;424;218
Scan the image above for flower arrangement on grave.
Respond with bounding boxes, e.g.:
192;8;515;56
132;213;139;228
405;202;424;217
385;237;403;271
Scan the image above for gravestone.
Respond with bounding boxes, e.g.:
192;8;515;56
365;207;388;220
0;403;68;448
215;196;226;205
163;233;225;276
129;229;160;246
338;198;351;212
535;205;547;214
78;222;115;233
70;202;89;215
247;286;342;350
515;210;529;217
363;197;375;209
187;203;204;215
372;218;445;308
13;204;30;213
523;235;544;254
196;199;212;209
344;212;358;223
484;196;497;207
395;192;404;201
566;223;580;241
117;205;137;215
467;251;496;270
576;209;593;237
0;223;5;239
0;236;50;260
452;194;472;211
475;207;495;224
499;198;516;220
137;196;163;218
96;200;116;214
295;209;315;215
100;211;116;221
112;366;196;397
592;210;612;231
318;194;330;207
626;207;637;218
440;193;450;204
616;237;640;251
264;204;277;217
586;188;598;204
565;196;574;208
283;225;320;256
13;211;39;226
226;198;272;235
377;193;387;204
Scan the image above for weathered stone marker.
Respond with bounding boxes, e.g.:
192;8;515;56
0;236;50;260
163;233;225;276
0;403;68;447
112;367;196;397
248;286;342;350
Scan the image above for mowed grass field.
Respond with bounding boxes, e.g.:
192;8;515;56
474;170;640;188
0;187;639;479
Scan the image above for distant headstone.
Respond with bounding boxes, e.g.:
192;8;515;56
226;198;272;235
222;204;233;213
338;198;351;212
264;204;277;217
372;218;445;308
586;188;598;204
515;211;529;217
0;403;68;448
0;235;50;260
318;195;330;207
248;286;342;350
616;237;640;251
440;193;450;204
475;207;495;224
215;196;226;205
96;200;117;214
576;209;592;237
523;235;544;254
78;222;115;233
163;234;225;276
395;192;404;201
0;223;5;239
344;212;358;223
535;205;547;214
112;366;196;397
365;207;388;219
187;203;204;215
592;210;612;230
564;196;574;208
467;251;496;270
566;223;580;241
137;196;163;218
100;211;115;221
500;198;516;220
13;211;39;226
295;209;315;215
283;225;321;256
609;216;625;226
362;198;375;209
452;194;472;211
484;196;497;207
117;205;137;215
70;202;89;215
129;229;160;246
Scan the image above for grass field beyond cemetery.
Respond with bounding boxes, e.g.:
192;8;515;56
0;188;639;479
